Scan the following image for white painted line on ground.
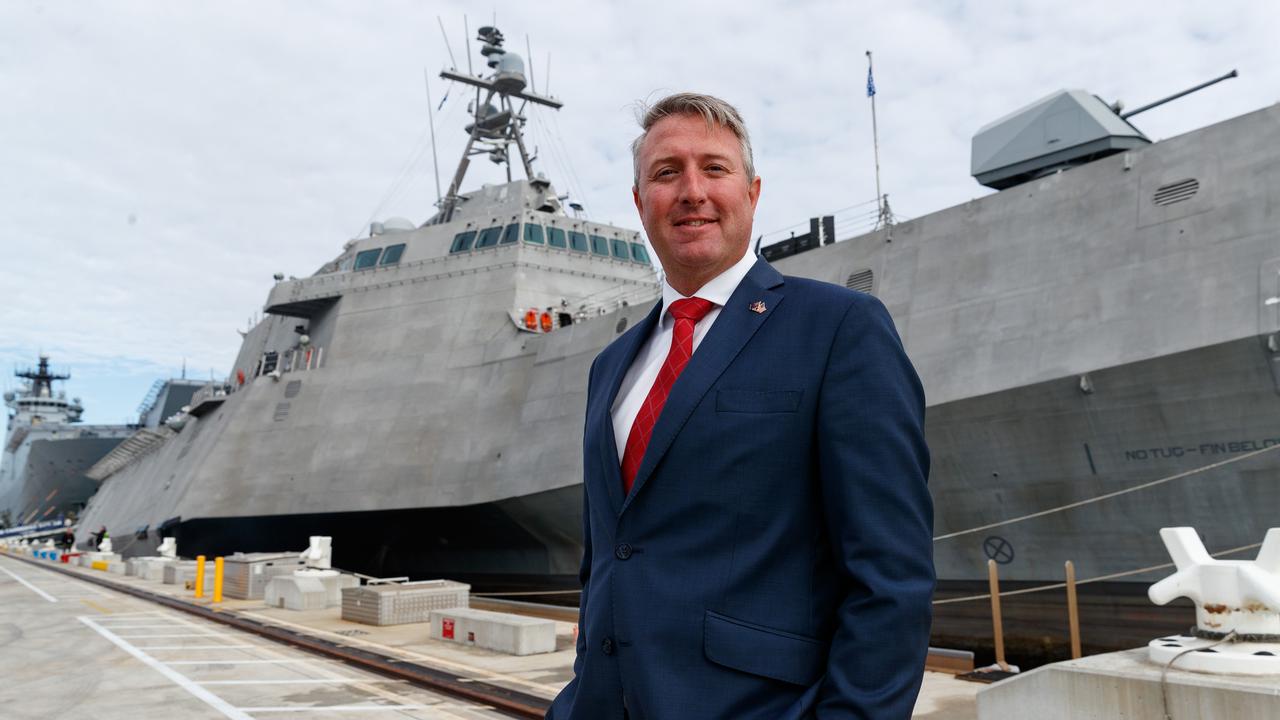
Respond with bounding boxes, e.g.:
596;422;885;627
93;611;170;618
0;565;58;602
139;644;260;650
201;678;399;686
93;620;186;625
168;659;335;666
237;705;430;713
78;616;254;720
115;633;234;639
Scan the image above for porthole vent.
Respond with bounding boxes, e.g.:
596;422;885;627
284;380;302;399
1153;178;1199;206
845;269;875;294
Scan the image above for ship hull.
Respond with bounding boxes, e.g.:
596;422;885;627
121;334;1275;603
147;484;582;590
84;339;1276;656
1;428;132;525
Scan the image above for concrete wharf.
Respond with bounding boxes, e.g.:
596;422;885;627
0;551;978;718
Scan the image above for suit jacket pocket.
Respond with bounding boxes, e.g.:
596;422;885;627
715;389;802;413
703;610;828;686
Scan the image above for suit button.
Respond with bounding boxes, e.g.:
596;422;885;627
614;543;632;560
601;637;615;655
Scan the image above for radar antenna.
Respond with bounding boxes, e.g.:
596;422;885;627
15;355;69;400
437;25;563;223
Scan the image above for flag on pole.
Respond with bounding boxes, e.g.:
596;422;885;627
866;66;876;98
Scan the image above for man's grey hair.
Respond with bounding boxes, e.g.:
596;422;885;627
631;92;755;186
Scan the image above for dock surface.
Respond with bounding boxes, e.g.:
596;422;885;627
1;552;976;718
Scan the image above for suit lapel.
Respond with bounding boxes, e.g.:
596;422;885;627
622;259;785;513
594;301;663;517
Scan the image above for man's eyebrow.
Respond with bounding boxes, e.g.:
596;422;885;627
645;152;736;171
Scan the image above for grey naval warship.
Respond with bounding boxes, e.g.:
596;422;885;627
0;355;136;528
77;28;1278;648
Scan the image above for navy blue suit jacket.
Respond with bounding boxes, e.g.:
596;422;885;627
549;259;934;719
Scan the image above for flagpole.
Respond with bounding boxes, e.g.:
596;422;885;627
866;50;887;231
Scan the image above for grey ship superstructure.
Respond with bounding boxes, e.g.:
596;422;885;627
0;355;135;527
78;27;661;583
767;77;1280;591
79;31;1279;616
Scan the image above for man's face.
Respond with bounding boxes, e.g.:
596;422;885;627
633;114;761;292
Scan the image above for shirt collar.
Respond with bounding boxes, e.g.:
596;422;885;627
659;248;757;322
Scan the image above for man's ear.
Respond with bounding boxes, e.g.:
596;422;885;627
633;184;643;214
748;175;761;211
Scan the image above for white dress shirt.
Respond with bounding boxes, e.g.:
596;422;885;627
610;248;759;458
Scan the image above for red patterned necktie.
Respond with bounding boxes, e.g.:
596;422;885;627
621;297;716;493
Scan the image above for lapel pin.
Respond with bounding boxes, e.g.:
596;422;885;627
749;300;767;314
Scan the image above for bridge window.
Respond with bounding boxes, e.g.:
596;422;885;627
450;231;476;253
354;248;382;270
630;242;651;265
525;224;545;244
547;227;567;248
380;243;405;265
590;235;610;256
569;231;589;253
500;223;520;245
611;238;629;260
476;225;503;249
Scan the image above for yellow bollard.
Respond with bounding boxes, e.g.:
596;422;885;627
213;557;224;603
988;559;1010;672
194;555;206;598
1065;560;1082;659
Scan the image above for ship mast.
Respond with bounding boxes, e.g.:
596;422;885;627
15;354;69;400
437;26;563;223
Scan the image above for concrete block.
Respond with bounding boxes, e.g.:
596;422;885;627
221;552;307;600
977;648;1280;720
428;607;555;656
127;557;175;582
106;561;127;575
341;579;469;626
265;575;328;611
162;561;214;587
265;573;358;611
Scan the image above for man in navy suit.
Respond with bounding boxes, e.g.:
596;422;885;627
548;93;934;719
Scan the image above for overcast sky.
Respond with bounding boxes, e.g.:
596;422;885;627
2;1;1277;427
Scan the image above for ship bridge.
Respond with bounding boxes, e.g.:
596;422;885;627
265;176;658;328
265;23;660;327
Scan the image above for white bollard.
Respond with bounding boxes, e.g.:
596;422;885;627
1147;527;1280;674
300;536;333;570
